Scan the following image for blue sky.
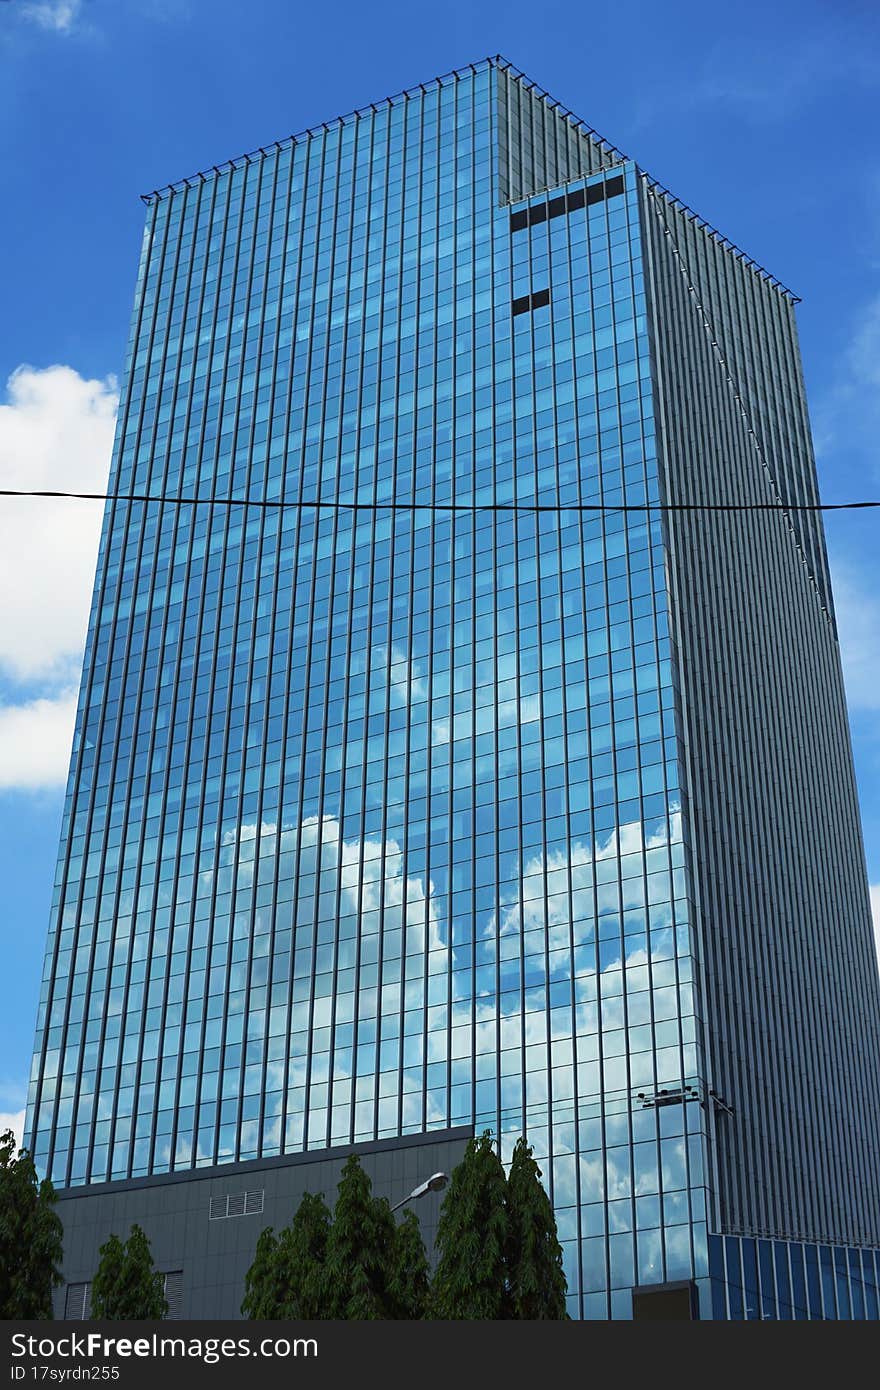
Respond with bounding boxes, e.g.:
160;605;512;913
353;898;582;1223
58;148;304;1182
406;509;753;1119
1;0;879;1143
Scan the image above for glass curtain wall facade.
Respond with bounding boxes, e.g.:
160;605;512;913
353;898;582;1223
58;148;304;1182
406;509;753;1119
26;56;880;1319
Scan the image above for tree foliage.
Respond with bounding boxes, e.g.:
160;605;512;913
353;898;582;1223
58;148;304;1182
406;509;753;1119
241;1193;332;1318
324;1155;396;1319
0;1129;64;1319
90;1224;168;1320
277;1191;332;1318
431;1131;510;1319
387;1210;430;1319
241;1134;567;1320
240;1226;281;1320
243;1156;429;1321
505;1137;568;1319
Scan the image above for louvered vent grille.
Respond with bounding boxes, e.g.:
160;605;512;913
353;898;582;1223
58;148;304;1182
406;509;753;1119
209;1188;264;1219
64;1282;90;1319
163;1270;184;1320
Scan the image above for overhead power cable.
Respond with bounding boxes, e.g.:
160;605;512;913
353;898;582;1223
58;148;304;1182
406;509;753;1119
0;488;877;515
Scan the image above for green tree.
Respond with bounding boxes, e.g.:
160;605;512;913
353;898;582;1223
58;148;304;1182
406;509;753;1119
243;1168;429;1320
324;1154;396;1319
505;1137;568;1318
241;1192;333;1320
275;1191;332;1318
431;1131;510;1319
90;1224;168;1320
0;1128;64;1319
240;1226;281;1319
387;1210;430;1319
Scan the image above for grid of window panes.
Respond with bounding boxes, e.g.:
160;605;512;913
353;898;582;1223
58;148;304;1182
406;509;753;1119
708;1234;880;1320
27;61;710;1316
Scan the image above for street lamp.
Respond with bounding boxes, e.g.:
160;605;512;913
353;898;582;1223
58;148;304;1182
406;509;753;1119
390;1171;449;1213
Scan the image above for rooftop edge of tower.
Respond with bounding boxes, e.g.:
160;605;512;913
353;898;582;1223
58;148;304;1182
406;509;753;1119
139;54;799;304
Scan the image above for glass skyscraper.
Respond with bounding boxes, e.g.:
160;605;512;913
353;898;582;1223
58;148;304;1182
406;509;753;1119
27;57;880;1319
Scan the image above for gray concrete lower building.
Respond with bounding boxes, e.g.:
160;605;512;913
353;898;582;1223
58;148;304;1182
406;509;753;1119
54;1128;472;1320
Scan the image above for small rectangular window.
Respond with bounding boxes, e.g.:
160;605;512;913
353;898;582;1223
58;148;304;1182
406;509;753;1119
603;173;626;201
509;173;625;234
512;288;550;317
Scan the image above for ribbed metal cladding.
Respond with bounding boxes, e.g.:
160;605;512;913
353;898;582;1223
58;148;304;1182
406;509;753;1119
495;63;622;206
639;179;880;1247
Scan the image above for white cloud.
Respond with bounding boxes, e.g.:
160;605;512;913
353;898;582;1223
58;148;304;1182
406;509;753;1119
830;563;880;712
221;813;446;958
0;688;78;789
496;811;681;938
0;364;117;682
11;0;187;35
0;1110;25;1148
388;643;428;706
330;814;444;954
0;365;114;792
160;808;688;1147
18;0;81;32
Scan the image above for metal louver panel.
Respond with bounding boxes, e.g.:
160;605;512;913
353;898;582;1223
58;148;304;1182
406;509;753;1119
163;1270;183;1320
208;1188;264;1220
64;1282;90;1319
